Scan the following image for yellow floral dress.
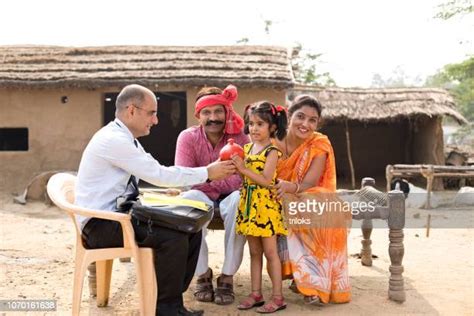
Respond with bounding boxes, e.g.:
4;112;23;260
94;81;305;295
236;143;287;237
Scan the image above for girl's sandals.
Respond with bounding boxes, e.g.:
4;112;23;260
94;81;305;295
214;275;235;305
304;295;324;306
237;292;265;310
194;268;214;302
256;296;287;314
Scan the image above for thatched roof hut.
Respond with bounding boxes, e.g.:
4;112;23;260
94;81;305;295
0;45;294;89
290;84;466;124
290;85;467;188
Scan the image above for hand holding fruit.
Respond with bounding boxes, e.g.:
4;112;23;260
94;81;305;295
219;138;244;161
231;154;246;173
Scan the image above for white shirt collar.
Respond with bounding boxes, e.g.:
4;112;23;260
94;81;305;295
114;118;136;144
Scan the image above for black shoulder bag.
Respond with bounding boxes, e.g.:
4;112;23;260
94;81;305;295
131;203;213;234
116;175;140;213
117;175;214;233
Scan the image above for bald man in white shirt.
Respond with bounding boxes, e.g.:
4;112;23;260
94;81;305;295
76;84;235;316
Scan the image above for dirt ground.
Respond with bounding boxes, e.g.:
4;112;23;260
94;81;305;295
1;191;473;315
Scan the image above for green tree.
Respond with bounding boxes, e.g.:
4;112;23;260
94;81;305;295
428;0;473;121
291;43;336;86
426;57;474;121
434;0;473;20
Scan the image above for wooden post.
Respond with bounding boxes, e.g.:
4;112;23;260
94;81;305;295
405;119;414;163
424;165;434;209
426;214;431;237
388;191;406;302
360;177;375;266
386;165;393;192
345;119;356;189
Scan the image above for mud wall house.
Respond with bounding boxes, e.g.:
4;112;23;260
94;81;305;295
290;85;467;188
0;45;294;192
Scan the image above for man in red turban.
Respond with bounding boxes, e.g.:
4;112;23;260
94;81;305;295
175;85;249;305
194;84;244;135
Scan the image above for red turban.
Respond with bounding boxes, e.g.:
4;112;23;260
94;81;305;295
194;85;244;135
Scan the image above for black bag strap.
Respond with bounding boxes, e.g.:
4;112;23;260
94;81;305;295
128;174;139;196
115;120;140;212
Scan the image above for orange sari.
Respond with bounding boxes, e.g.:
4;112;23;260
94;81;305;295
276;132;351;304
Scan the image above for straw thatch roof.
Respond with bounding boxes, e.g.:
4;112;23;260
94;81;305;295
0;45;294;89
290;84;467;124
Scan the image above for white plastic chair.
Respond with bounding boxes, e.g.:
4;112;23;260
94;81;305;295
47;173;157;315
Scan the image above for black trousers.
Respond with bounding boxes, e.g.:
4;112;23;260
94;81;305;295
82;217;202;316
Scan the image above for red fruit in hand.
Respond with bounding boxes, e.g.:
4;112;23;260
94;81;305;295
219;138;244;161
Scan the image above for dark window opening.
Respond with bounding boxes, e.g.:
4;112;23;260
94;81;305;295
0;128;29;151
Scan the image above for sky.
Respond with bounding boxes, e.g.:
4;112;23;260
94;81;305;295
1;0;472;87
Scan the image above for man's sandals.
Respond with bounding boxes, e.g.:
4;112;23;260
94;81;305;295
214;275;235;305
194;271;235;305
194;269;214;302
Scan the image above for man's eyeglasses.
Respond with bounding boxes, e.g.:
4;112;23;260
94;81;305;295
131;104;158;117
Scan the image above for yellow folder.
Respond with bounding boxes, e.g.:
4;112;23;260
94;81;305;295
141;192;210;212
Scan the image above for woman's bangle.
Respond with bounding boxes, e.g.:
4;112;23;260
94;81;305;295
294;182;300;193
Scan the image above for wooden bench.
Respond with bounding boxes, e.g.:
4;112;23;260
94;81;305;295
207;177;406;302
351;178;405;303
386;164;474;208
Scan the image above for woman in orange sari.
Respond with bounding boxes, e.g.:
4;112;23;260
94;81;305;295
274;95;351;305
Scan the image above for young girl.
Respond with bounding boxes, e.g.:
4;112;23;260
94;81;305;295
232;101;288;313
